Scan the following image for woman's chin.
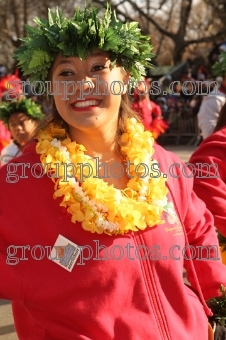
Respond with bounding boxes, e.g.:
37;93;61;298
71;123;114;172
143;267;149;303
68;115;104;130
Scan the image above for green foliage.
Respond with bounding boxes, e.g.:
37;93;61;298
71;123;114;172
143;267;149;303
207;284;226;326
212;52;226;76
0;98;44;126
13;4;154;86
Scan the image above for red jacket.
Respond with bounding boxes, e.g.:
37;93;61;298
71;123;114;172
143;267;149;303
0;142;225;340
189;126;226;237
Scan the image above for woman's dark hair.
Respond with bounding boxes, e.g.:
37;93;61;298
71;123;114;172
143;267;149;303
213;102;226;132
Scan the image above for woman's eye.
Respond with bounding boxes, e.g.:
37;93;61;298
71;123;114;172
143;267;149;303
92;65;107;72
59;70;74;76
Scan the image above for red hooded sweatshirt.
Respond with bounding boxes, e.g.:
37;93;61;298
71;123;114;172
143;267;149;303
0;142;225;340
189;126;226;237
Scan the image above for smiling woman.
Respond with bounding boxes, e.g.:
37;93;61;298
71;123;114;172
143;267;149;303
0;4;226;340
52;52;128;136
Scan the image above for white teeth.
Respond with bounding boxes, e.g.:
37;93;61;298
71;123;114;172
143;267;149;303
74;100;100;108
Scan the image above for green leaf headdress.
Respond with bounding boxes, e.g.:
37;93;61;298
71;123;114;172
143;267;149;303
212;52;226;77
13;4;154;87
0;98;44;127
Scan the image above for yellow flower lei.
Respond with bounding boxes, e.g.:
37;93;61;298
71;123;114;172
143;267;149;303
36;118;168;235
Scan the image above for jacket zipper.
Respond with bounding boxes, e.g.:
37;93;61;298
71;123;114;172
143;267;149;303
134;232;170;340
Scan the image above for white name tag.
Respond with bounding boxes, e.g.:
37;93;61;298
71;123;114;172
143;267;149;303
50;234;81;272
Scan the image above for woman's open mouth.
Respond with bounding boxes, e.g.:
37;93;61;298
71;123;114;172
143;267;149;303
71;99;101;111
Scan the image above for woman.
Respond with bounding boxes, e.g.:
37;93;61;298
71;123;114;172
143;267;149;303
190;102;226;264
132;79;168;139
0;98;44;165
0;5;225;339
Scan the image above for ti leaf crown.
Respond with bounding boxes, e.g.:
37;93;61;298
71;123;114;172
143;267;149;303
13;4;154;86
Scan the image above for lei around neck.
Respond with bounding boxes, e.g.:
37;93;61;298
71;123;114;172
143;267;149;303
36;118;169;235
14;4;154;85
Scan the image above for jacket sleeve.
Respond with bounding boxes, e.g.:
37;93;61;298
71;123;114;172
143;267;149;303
181;174;226;301
189;135;226;237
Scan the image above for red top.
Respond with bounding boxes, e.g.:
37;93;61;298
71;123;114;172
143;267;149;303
132;99;162;129
0;142;225;339
189;126;226;237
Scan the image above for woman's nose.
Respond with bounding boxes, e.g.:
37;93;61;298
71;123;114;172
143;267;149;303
76;77;95;100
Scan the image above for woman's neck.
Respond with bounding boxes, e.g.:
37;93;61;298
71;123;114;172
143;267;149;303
68;124;128;189
68;125;119;162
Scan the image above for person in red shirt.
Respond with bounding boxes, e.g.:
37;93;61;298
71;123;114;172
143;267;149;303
0;5;225;340
132;79;168;139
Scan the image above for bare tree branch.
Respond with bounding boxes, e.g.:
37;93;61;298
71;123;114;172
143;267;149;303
184;29;226;46
156;0;176;56
123;0;176;38
93;0;175;37
1;0;226;70
176;0;192;38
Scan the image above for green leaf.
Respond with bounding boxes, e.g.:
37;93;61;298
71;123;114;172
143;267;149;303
28;50;50;68
48;9;56;26
33;17;48;28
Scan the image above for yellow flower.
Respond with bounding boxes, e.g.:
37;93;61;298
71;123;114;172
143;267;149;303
37;118;169;235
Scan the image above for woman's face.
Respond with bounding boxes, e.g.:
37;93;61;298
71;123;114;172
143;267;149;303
136;80;150;94
51;52;128;134
8;112;37;145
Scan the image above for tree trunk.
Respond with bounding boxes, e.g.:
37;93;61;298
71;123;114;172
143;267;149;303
172;40;186;65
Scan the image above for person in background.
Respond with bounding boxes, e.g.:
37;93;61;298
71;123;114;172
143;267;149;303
0;98;44;165
132;79;168;139
189;95;203;117
180;74;196;104
197;54;226;139
190;102;226;265
156;97;168;117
